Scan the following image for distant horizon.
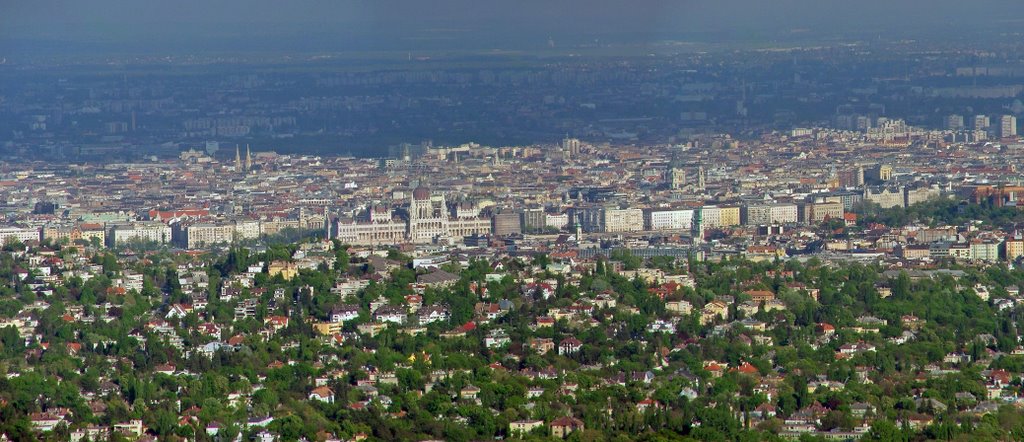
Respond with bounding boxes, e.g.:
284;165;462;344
4;0;1024;56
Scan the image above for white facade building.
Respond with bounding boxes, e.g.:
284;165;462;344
700;205;722;228
0;226;41;244
769;204;799;224
603;208;644;233
646;209;694;230
111;223;172;245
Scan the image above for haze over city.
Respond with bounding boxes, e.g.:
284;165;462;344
4;1;1024;442
4;0;1024;54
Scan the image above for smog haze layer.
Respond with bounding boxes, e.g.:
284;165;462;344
4;0;1024;55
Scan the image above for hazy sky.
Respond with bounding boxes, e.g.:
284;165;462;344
3;0;1024;53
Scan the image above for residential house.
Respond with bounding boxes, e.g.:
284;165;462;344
373;306;407;324
509;419;544;436
309;386;335;403
559;337;583;355
550;416;585;438
417;305;450;325
330;305;361;323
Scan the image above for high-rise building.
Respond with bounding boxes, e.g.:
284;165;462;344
561;137;581;158
1000;115;1017;138
493;210;523;236
521;208;547;233
838;166;865;188
568;206;605;233
741;204;772;226
945;114;964;131
855;116;873;131
974;115;991;131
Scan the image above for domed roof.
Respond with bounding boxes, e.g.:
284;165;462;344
412;185;430;200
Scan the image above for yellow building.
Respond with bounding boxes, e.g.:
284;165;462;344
509;420;544;437
1006;236;1024;261
268;260;298;280
313;322;343;336
700;301;729;325
80;227;106;245
804;202;844;224
719;206;741;227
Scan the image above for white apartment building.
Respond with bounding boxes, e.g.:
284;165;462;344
603;208;644;233
183;224;235;249
701;205;722;228
970;240;1001;262
0;226;41;244
234;220;261;241
769;204;799;224
646;208;694;230
546;213;569;230
110;223;172;246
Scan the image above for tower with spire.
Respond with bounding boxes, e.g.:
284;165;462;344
245;144;253;171
692;207;704;246
668;151;686;190
324;208;332;241
235;145;242;171
561;136;581;159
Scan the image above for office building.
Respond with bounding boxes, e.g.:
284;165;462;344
1000;115;1017;138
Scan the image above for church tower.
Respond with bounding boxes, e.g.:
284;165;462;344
668;152;686;190
245;144;253;171
692;207;704;246
235;145;242;170
323;208;331;241
670;168;686;190
561;137;581;159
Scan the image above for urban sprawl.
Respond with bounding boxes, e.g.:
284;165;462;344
2;122;1024;441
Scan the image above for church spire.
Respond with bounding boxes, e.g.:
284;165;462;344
325;208;332;241
245;144;253;171
235;144;242;170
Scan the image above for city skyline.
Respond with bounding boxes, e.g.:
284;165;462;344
4;2;1024;441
